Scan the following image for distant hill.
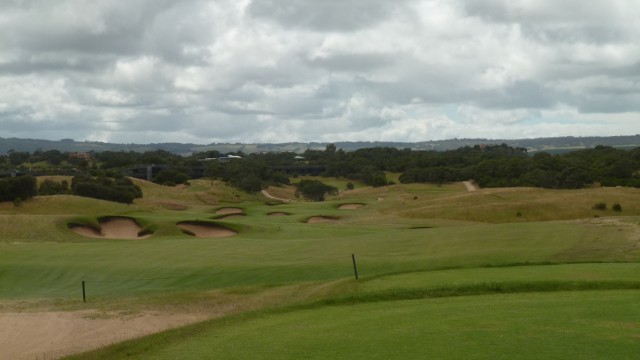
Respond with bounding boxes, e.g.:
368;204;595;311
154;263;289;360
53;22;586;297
1;135;640;155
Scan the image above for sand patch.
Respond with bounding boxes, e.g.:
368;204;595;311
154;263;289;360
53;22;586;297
178;221;237;238
69;217;151;239
338;203;364;210
268;212;289;216
68;224;102;238
215;207;243;215
306;216;339;224
0;310;208;360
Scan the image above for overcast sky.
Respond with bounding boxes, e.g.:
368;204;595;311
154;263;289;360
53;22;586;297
1;0;640;144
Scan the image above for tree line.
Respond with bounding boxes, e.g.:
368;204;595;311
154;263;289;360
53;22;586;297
1;174;142;205
3;144;640;204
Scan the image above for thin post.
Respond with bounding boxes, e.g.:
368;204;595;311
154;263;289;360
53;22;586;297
82;280;86;303
351;254;359;280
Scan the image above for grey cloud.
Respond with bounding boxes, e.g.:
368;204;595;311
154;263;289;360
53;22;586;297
578;95;640;113
306;53;396;72
476;81;557;110
248;0;408;31
0;0;213;64
0;55;113;75
460;0;623;24
460;0;637;44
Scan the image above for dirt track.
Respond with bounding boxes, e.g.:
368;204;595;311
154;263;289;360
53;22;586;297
462;181;478;192
261;190;290;203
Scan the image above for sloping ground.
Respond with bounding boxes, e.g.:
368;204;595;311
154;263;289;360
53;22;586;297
0;195;135;216
384;186;640;223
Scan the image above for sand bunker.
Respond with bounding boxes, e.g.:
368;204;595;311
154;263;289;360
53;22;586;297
268;212;289;216
215;207;243;215
69;217;151;239
338;203;364;210
216;214;245;220
306;216;339;224
178;221;237;238
0;310;208;360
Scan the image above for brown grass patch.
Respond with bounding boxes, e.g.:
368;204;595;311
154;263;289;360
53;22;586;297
154;201;189;211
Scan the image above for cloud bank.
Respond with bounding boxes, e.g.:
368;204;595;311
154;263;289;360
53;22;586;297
1;0;639;144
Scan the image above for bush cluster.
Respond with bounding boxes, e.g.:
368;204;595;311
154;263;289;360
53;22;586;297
71;175;142;204
295;179;338;201
38;179;69;195
0;175;37;202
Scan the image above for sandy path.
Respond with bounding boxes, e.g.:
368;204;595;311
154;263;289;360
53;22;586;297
0;310;208;360
462;181;478;192
261;190;290;203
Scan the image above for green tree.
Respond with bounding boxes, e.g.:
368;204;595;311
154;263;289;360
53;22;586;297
295;179;338;201
38;179;69;195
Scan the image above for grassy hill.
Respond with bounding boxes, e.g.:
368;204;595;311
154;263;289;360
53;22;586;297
1;177;640;358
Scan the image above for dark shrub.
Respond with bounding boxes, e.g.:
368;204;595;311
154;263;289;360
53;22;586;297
593;202;607;210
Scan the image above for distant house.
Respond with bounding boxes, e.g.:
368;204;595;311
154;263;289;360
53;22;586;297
217;155;242;163
199;155;243;163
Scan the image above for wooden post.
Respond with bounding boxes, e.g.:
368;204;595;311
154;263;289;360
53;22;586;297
352;254;359;280
82;280;86;303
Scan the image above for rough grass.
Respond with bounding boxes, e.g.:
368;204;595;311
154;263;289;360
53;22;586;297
382;186;640;223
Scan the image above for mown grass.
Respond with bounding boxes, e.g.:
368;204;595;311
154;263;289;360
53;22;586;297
68;288;640;360
3;217;635;300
